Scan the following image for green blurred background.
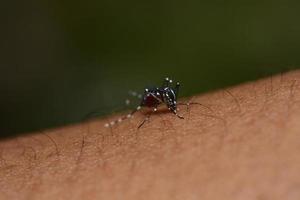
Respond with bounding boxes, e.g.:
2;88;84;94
1;0;300;137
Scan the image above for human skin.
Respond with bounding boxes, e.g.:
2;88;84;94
1;70;300;200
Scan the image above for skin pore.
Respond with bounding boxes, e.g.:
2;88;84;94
1;70;300;199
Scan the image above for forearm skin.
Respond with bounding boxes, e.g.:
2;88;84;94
1;71;300;199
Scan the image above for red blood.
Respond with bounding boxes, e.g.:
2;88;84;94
144;95;160;107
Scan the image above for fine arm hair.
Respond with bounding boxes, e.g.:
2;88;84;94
1;70;300;199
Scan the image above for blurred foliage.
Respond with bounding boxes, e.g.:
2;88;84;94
1;0;300;136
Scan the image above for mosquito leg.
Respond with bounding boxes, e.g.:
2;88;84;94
128;91;143;99
104;106;142;128
162;77;174;88
177;102;213;112
172;109;184;119
175;82;180;100
162;77;169;87
125;91;143;106
137;115;150;129
138;107;157;129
